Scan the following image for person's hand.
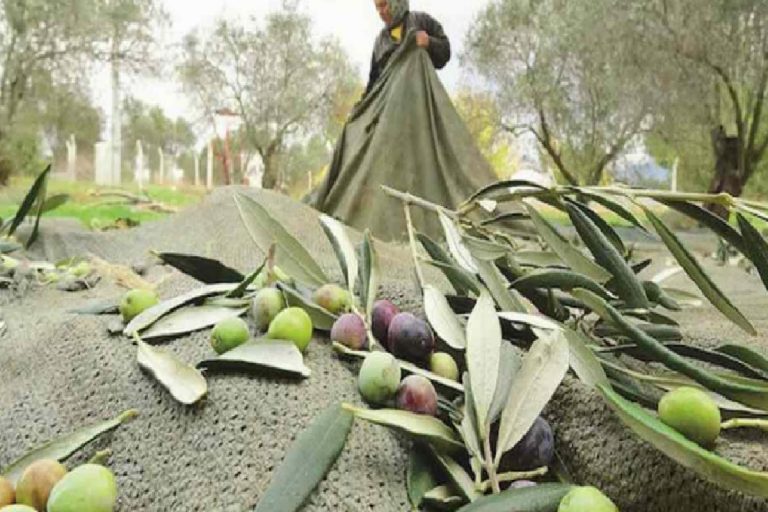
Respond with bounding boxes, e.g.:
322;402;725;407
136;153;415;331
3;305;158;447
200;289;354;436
415;30;430;48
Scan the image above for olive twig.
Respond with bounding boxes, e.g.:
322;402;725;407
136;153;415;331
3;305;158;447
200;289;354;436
477;466;549;493
721;418;768;432
482;434;501;494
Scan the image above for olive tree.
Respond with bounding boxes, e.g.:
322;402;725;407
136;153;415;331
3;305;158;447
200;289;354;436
177;3;357;189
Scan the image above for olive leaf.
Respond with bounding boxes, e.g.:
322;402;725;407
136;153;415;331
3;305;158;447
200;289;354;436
573;289;768;410
357;229;379;321
513;251;564;268
475;258;527;313
568;199;626;255
139;305;248;341
598;384;768;498
661;200;746;254
417;232;481;296
7;164;51;238
497;312;561;331
342;405;464;453
123;283;238;336
234;192;328;286
599;343;768;381
424;258;482;297
736;213;768;292
561;327;609;389
422;486;464;510
462;234;509;261
463;179;548;206
137;338;207;405
40;193;69;214
254;402;353;512
571;188;647;231
716;345;768;376
407;445;440;509
153;252;244;284
225;257;267;298
198;339;311;379
512;268;614;300
457;373;484;477
466;289;502;435
643;207;756;335
565;201;648;308
2;409;138;485
495;330;570;465
454;482;574;512
438;211;478;274
319;214;358;295
426;445;481;502
524;202;611;282
424;284;467;350
488;342;522;426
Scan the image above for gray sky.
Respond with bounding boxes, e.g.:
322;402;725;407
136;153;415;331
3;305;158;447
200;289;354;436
93;0;491;124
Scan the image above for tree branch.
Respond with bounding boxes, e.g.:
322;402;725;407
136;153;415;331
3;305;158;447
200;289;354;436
532;108;579;186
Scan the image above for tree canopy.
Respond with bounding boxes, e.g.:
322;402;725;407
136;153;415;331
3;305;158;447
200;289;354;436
177;2;359;189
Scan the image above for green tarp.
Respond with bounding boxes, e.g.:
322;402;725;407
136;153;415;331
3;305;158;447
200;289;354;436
311;31;499;242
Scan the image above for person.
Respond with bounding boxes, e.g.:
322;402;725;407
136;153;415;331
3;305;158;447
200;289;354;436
365;0;451;96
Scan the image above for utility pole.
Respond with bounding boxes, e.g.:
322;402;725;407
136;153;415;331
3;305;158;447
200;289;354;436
110;28;122;186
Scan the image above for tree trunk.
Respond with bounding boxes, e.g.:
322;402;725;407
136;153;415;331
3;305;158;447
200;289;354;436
261;151;278;190
706;125;744;219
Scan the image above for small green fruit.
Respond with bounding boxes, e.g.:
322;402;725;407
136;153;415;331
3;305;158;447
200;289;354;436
1;255;19;271
658;386;721;446
312;284;352;314
251;288;286;332
267;307;313;352
429;352;459;381
0;505;37;512
210;317;250;354
68;261;91;278
47;464;117;512
558;486;618;512
0;476;14;507
358;352;401;405
119;289;159;323
15;459;67;510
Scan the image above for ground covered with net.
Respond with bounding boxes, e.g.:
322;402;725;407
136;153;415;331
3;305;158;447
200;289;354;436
1;186;768;511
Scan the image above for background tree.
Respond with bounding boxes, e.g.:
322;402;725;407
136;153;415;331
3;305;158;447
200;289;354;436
629;0;768;214
0;0;166;182
464;0;659;186
177;1;358;190
454;89;520;178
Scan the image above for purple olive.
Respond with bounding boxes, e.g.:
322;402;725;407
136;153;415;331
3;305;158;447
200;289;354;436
388;312;435;363
331;313;368;350
395;375;438;416
371;300;400;347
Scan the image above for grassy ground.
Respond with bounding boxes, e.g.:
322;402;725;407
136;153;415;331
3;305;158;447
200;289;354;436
0;176;206;230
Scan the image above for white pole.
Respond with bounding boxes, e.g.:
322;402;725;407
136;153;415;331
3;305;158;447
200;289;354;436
110;39;122;186
194;152;200;187
206;141;214;190
66;134;77;180
671;157;679;192
158;148;165;185
135;140;144;192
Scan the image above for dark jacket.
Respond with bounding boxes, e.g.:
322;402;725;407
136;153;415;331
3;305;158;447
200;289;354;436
364;11;451;96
